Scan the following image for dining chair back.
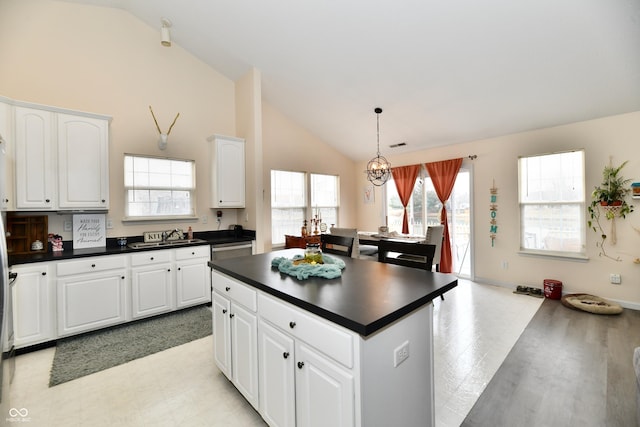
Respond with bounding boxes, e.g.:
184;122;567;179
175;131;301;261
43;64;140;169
320;233;354;257
328;227;359;258
377;240;436;271
425;225;444;272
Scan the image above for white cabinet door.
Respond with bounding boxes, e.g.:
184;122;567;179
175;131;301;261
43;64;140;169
212;291;232;378
295;342;355;427
210;135;245;208
14;106;55;210
131;263;173;319
176;258;210;308
57;270;127;336
259;319;296;427
10;264;55;349
231;302;259;409
57;113;109;209
0;99;14;211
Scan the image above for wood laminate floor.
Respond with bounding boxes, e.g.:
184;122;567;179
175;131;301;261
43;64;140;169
462;298;640;427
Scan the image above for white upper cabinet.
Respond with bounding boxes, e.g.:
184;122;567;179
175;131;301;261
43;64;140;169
15;106;55;210
209;134;245;208
12;99;110;211
57;113;109;209
0;97;14;211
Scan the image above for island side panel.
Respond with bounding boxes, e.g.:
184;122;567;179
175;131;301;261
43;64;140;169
359;303;434;427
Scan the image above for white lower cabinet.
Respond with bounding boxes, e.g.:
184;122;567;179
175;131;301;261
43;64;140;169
9;263;55;349
56;255;127;337
130;250;173;319
175;246;211;308
258;293;356;427
212;271;259;409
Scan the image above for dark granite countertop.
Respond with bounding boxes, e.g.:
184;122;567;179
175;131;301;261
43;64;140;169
8;230;254;266
209;248;457;337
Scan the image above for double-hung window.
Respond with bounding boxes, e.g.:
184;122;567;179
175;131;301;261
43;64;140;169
124;154;196;220
518;150;586;258
271;170;339;245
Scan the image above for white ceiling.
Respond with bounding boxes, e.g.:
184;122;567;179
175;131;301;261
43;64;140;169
64;0;640;161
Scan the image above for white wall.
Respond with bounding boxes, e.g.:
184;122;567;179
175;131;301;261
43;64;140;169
358;111;640;306
0;0;238;238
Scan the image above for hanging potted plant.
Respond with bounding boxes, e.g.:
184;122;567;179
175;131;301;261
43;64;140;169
587;160;634;260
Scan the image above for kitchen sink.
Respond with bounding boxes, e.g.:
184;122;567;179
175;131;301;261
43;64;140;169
127;238;207;249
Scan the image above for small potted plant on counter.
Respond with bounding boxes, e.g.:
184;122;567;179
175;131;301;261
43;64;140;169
587;159;634;260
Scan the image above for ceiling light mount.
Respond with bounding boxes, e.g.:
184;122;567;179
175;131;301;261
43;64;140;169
161;17;172;47
365;107;392;186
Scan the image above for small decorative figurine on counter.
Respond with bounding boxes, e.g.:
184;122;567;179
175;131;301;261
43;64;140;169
48;233;64;251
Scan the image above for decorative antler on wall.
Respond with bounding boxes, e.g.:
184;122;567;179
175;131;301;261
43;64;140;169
149;106;180;150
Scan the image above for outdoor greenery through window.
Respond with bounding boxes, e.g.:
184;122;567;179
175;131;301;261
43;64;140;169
124;154;196;219
271;170;339;245
518;150;586;257
386;168;471;276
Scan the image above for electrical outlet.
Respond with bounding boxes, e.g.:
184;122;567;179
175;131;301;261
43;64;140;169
201;215;208;224
393;341;410;367
63;220;72;232
610;273;621;284
501;260;508;270
106;219;113;229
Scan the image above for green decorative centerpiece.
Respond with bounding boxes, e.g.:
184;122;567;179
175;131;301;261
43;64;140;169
587;159;634;260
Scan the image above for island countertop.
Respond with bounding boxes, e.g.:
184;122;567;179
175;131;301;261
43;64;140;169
209;248;457;336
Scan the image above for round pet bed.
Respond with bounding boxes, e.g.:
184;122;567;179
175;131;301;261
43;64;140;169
560;293;623;315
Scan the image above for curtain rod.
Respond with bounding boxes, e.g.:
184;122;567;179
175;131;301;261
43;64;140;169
468;155;477;160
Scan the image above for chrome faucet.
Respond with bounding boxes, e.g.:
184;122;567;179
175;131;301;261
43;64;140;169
162;228;182;242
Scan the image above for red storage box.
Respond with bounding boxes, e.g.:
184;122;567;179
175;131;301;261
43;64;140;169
543;279;562;299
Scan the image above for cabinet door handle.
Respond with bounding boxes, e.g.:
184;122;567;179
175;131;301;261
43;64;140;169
283;352;290;359
222;309;227;314
297;361;304;369
225;286;231;292
229;313;235;318
289;321;296;329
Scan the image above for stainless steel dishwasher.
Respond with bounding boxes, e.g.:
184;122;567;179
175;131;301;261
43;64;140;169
210;241;254;261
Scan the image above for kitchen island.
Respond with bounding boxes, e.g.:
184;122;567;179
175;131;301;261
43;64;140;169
209;248;457;427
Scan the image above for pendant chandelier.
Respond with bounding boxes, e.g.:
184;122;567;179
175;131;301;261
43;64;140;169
365;107;392;186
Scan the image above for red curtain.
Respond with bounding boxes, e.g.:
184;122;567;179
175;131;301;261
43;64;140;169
425;158;463;273
391;165;421;234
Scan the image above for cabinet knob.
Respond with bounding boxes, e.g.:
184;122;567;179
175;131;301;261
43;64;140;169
230;313;235;319
222;309;227;314
41;272;46;276
225;286;231;292
150;257;154;260
178;267;181;271
283;352;290;359
121;276;125;280
191;251;195;255
91;264;96;268
45;199;50;203
297;361;304;369
101;199;105;203
167;269;171;272
289;321;296;329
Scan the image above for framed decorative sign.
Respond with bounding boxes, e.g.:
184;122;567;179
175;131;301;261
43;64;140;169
73;214;106;249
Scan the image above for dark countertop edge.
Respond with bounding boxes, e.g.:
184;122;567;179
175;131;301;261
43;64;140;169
8;230;255;266
211;261;458;336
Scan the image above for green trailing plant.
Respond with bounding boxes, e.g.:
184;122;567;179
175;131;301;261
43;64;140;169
587;160;634;261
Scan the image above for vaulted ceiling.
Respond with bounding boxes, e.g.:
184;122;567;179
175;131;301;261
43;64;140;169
64;0;640;161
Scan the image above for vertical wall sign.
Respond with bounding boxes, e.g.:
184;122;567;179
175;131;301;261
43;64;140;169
73;214;106;249
490;180;498;246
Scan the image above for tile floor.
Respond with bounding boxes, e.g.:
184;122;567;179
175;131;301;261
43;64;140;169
7;279;542;427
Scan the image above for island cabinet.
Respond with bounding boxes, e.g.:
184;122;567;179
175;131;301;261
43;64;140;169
258;293;356;427
56;255;127;337
130;249;174;319
8;263;55;350
211;271;259;409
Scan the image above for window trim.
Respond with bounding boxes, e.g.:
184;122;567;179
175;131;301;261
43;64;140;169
123;153;197;222
517;149;587;260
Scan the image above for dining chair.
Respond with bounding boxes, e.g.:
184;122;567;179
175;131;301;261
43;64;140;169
377;240;443;299
320;233;354;257
328;227;360;258
425;225;444;272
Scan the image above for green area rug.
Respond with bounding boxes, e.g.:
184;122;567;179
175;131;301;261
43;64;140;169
49;306;212;387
